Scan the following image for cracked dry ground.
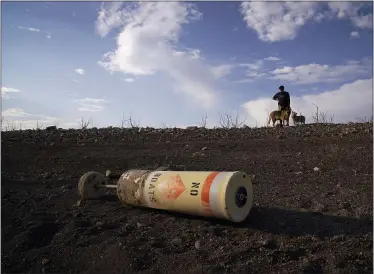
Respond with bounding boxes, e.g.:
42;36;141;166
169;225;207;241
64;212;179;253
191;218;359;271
2;125;373;273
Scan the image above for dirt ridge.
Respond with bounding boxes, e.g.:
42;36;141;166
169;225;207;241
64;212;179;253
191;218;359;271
2;123;373;273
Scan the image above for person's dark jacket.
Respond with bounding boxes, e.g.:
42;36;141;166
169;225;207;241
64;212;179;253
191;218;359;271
273;91;290;107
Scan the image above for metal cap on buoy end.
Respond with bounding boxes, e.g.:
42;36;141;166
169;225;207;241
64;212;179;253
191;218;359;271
222;171;253;223
78;171;108;199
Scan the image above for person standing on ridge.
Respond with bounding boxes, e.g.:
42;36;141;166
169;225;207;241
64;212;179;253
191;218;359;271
272;85;291;126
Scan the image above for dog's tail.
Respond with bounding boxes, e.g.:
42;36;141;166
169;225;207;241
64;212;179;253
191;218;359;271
267;113;271;125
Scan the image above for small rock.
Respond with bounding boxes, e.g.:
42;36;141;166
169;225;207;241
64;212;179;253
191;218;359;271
61;185;72;191
314;203;326;212
331;235;345;242
201;146;209;151
43;173;52;179
301;258;309;265
260;238;276;249
300;200;312;209
212;227;224;237
303;258;323;273
75;200;82;207
46;126;57;131
96;222;104;227
41;258;49;265
155;166;169;171
325;191;334;196
342;202;351;210
313;167;320;172
171;238;182;247
105;170;111;177
194;240;200;249
136;222;143;228
151;239;165;248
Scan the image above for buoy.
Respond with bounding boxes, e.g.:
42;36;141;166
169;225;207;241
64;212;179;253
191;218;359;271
78;169;254;223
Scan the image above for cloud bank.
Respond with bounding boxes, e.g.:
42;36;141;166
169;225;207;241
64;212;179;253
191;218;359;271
242;78;373;126
240;2;372;42
96;2;232;109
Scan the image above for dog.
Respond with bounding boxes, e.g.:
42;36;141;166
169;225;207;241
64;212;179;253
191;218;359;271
291;111;306;125
268;107;291;127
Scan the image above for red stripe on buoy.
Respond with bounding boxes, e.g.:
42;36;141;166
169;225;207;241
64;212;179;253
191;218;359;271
201;172;220;216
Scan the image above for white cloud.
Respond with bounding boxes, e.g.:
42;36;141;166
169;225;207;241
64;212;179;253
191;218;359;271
241;60;264;71
17;25;54;40
73;97;108;112
211;64;235;79
240;2;372;42
75;98;108;104
2;87;21;101
74;68;85;75
240;2;319;42
1;87;20;95
95;2;127;38
271;58;372;84
1;108;77;130
18;26;40;32
235;60;268;82
96;2;229;109
2;108;31;118
73;79;79;84
172;48;201;60
350;31;360;39
123;78;135;82
77;104;104;112
242;78;373;126
328;2;373;29
264;56;281;61
235;57;372;85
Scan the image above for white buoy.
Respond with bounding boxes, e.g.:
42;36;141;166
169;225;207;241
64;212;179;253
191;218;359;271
116;170;253;223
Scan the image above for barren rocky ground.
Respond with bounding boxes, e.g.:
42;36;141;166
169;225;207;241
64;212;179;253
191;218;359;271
1;123;373;273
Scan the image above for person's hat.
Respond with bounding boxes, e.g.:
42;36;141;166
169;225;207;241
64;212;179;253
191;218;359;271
278;85;284;90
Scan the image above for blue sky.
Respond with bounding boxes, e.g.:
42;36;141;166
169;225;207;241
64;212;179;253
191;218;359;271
2;1;373;129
